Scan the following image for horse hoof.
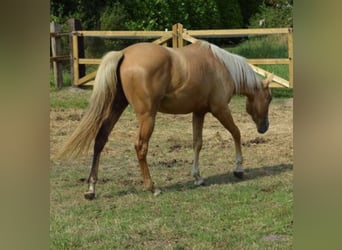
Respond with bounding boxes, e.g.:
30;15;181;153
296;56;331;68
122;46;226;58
153;189;162;196
194;178;205;186
233;171;244;179
84;191;96;200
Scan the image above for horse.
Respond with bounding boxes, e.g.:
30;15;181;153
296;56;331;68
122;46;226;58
58;40;273;200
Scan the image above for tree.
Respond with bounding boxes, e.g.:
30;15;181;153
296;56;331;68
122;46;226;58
50;0;107;30
187;0;221;29
215;0;243;29
248;0;293;28
123;0;170;30
238;0;263;27
100;2;127;30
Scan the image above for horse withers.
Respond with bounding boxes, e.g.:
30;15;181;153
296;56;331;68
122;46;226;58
58;41;273;200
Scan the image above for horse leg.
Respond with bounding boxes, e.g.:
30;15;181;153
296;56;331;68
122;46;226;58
192;112;205;185
134;112;160;196
211;107;244;179
84;100;128;200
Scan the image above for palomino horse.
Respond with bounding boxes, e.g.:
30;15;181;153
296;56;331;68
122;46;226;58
59;40;273;200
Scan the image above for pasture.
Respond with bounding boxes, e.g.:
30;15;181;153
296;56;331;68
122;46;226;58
50;87;293;249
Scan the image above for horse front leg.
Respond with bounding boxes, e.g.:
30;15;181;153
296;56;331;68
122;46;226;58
212;107;244;179
192;112;205;185
135;112;161;196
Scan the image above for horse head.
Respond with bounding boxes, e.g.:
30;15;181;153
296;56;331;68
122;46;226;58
246;74;273;134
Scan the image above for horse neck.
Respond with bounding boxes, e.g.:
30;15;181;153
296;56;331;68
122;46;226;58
233;78;256;97
231;66;262;97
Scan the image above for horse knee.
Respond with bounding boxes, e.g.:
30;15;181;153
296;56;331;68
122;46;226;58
135;140;148;160
193;139;203;151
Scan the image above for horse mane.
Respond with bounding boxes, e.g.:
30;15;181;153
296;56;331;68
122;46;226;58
197;40;261;93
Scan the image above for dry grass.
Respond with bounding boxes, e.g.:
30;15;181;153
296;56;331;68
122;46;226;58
50;87;293;249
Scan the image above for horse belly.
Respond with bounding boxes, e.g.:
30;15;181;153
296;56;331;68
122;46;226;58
158;95;207;114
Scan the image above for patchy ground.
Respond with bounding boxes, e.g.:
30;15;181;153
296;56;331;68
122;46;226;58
50;88;293;249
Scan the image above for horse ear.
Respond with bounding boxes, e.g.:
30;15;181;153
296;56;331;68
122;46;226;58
262;73;274;88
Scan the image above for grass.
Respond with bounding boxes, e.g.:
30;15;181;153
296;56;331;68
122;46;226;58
50;86;293;249
50;87;91;109
227;35;288;59
50;178;292;249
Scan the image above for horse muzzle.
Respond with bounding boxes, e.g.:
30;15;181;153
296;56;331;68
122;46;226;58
257;119;269;134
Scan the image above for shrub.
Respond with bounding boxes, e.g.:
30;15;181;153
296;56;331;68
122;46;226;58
249;1;293;28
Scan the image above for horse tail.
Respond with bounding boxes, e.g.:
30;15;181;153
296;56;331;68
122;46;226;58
58;51;124;159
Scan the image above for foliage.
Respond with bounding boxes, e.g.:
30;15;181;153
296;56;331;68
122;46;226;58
249;0;293;28
100;2;127;31
123;0;170;30
215;0;243;28
50;0;106;30
238;0;264;27
182;0;221;29
50;0;246;31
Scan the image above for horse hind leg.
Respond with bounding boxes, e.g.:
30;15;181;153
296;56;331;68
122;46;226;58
84;98;128;200
134;111;161;196
192;112;205;186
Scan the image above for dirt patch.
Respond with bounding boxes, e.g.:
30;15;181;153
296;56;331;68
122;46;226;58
242;137;270;147
50;96;293;185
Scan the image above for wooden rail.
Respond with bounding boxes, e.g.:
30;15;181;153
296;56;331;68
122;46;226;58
50;22;293;88
74;30;171;38
186;28;290;37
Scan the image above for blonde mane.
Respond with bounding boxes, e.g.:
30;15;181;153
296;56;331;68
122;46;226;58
198;41;261;93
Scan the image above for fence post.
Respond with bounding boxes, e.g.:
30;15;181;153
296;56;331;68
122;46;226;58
172;23;184;48
172;23;178;48
288;28;294;88
50;22;63;88
68;19;85;86
177;23;183;48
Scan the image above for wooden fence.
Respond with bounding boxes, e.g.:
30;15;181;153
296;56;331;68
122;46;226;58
50;22;293;88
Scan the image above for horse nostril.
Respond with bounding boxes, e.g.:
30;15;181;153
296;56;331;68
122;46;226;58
258;127;266;134
257;120;269;134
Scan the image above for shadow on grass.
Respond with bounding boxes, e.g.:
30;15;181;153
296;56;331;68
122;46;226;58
93;163;292;199
161;163;293;193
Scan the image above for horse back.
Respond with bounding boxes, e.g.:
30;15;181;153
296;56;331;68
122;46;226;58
119;42;232;114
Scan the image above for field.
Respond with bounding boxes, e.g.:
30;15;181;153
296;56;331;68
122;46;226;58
50;86;293;249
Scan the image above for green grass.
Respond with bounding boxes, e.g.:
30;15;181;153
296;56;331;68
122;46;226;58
50;69;72;89
227;35;288;59
271;88;293;98
50;88;293;249
50;178;292;249
50;87;92;109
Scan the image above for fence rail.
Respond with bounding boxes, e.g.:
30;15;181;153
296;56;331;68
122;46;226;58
50;21;293;88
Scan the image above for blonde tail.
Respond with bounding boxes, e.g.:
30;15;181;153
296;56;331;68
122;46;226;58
58;51;124;159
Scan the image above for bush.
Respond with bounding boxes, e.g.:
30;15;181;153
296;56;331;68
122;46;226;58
249;1;293;28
